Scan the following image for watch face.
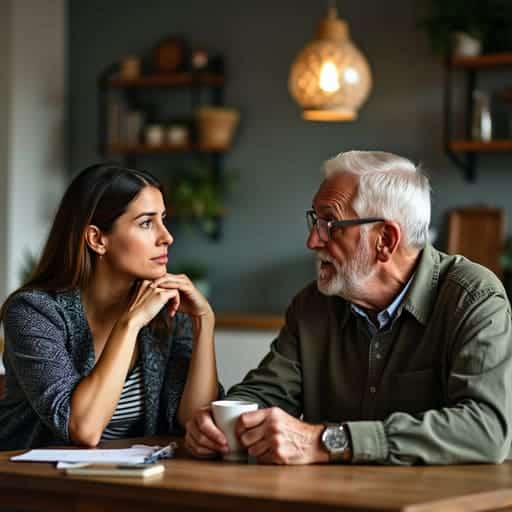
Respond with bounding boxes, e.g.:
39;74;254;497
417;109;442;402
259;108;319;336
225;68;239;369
323;425;348;454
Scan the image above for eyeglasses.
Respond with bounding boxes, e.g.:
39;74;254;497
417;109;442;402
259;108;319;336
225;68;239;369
306;210;385;242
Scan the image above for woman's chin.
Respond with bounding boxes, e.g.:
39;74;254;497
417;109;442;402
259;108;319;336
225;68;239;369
152;268;168;279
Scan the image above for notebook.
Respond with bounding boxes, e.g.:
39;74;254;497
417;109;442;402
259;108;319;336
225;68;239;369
64;462;165;478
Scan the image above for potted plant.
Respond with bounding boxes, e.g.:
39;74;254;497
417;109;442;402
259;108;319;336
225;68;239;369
417;0;512;56
167;161;236;238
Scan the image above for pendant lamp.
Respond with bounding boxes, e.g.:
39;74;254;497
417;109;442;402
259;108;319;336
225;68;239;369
288;6;372;121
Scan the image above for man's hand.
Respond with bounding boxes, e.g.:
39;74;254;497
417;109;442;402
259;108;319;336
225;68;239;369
185;407;229;458
236;407;329;465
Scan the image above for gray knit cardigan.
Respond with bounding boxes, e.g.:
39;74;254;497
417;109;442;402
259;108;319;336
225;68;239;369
0;289;211;450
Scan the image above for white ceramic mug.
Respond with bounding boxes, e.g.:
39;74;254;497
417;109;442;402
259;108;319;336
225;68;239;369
211;400;258;461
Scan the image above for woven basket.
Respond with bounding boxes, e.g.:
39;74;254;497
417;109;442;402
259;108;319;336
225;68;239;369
196;107;240;150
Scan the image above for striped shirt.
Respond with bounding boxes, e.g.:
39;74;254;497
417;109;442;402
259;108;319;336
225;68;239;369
101;361;145;440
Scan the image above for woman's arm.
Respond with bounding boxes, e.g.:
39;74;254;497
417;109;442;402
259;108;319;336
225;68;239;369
69;281;180;446
3;292;83;444
68;315;140;446
153;274;220;428
177;311;218;427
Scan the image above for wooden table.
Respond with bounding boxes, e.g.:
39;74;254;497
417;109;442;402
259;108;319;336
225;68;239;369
2;437;512;512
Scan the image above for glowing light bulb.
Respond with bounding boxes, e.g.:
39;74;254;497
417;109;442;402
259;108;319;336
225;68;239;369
319;61;340;93
344;67;359;84
288;7;373;121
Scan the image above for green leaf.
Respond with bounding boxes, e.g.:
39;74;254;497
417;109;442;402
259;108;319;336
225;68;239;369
167;160;237;237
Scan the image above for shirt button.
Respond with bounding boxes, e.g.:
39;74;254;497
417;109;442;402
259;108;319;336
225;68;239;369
375;342;380;349
370;386;377;394
376;353;382;359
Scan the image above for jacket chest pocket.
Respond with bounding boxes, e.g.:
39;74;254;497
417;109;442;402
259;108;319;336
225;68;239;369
388;368;441;415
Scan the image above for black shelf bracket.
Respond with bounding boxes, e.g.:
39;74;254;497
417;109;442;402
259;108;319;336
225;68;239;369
443;60;478;182
445;148;478;182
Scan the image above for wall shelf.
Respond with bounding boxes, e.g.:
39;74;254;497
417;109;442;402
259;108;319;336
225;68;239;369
450;53;512;69
108;72;225;89
444;52;512;182
108;143;230;155
215;313;284;331
449;140;512;152
98;58;229;241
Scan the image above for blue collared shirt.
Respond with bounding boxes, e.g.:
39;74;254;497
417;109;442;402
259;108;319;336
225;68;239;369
350;275;415;336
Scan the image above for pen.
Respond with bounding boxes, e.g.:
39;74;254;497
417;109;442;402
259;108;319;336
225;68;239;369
143;442;176;464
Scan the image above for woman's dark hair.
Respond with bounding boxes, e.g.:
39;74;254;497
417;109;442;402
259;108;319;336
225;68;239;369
1;163;172;333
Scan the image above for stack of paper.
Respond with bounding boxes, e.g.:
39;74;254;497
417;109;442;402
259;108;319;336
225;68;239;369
10;444;159;465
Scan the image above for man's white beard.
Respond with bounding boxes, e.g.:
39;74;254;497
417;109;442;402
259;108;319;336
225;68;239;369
316;232;375;300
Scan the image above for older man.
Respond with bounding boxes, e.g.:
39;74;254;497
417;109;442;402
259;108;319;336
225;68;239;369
185;150;512;465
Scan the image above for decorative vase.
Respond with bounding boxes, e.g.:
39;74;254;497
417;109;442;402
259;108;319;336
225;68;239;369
472;91;492;141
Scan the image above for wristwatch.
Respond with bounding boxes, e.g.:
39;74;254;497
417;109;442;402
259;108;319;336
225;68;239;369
321;423;350;462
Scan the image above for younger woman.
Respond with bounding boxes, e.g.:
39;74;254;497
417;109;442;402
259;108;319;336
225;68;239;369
0;163;221;449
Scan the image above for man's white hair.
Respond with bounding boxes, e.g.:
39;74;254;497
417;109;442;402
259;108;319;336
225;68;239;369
323;150;431;249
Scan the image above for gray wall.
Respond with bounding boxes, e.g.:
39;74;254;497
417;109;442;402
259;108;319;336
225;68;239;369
69;0;512;314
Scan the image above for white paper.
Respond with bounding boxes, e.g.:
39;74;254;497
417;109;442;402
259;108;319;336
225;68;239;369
10;444;160;465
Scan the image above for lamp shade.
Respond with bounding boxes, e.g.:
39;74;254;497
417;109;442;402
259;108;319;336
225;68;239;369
288;7;372;121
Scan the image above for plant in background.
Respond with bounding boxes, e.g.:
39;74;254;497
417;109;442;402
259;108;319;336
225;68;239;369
167;161;236;237
501;238;512;272
417;0;512;55
171;261;210;298
172;261;208;281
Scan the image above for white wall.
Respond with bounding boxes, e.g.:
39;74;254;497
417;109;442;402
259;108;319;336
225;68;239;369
0;2;11;308
215;329;276;390
0;0;67;303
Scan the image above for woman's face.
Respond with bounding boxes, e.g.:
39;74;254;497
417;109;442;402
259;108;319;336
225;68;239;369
101;185;173;280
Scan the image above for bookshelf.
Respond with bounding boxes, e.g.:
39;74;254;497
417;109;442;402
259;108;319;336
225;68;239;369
97;62;234;240
444;52;512;181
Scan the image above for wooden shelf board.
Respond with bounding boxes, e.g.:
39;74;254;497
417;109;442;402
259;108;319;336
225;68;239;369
450;53;512;69
215;313;284;331
107;143;229;154
449;140;512;152
108;72;224;88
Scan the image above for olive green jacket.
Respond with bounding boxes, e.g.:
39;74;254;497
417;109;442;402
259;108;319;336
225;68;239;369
228;245;512;465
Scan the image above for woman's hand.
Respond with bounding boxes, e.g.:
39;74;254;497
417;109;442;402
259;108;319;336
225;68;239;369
151;273;213;321
126;279;181;329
